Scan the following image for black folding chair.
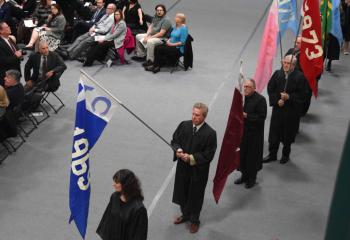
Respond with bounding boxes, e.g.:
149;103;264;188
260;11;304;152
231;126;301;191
40;77;65;114
171;34;193;74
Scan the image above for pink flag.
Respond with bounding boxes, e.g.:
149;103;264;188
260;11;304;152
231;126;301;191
254;0;279;93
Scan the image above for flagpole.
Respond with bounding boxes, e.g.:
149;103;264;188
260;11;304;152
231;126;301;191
80;70;176;151
232;0;274;68
276;0;283;61
284;15;303;92
322;0;329;64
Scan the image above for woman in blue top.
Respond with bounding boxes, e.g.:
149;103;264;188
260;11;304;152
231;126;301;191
145;13;188;73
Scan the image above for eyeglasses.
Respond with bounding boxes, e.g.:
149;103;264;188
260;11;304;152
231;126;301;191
156;9;164;12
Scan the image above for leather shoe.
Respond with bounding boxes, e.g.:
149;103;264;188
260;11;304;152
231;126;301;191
279;156;290;164
245;181;256;189
262;154;277;163
173;216;188;225
142;60;153;67
152;66;160;73
189;223;199;233
234;177;246;185
131;56;146;62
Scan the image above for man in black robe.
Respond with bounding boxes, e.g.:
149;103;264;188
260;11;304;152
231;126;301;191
234;79;267;188
263;55;307;164
171;102;217;233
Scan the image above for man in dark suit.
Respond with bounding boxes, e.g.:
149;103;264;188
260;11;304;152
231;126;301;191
234;79;267;189
0;21;22;86
24;40;67;92
171;102;217;234
4;69;24;110
71;0;106;41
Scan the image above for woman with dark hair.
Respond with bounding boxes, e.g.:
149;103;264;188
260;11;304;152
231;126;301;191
97;169;148;240
83;9;127;66
25;3;66;51
122;0;147;35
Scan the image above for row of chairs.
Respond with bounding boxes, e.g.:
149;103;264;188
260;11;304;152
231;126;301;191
0;86;65;164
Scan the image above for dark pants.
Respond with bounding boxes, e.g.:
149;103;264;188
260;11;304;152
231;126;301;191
269;141;291;158
180;204;200;225
72;21;92;42
85;41;114;66
154;45;181;67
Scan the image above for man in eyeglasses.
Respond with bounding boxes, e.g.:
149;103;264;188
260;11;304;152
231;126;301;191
132;4;172;66
234;79;267;188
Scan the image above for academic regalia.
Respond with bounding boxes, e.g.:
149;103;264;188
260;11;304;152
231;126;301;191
96;192;148;240
267;69;307;157
239;92;267;182
171;120;217;223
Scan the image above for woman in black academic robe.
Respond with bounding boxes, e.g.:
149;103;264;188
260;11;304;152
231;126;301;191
97;169;148;240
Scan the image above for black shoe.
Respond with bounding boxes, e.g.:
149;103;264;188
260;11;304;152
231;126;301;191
83;61;92;67
131;56;146;62
245;181;256;189
152;66;160;73
77;57;86;63
279;156;290;164
145;65;154;72
262;154;277;163
142;60;153;67
234;177;246;185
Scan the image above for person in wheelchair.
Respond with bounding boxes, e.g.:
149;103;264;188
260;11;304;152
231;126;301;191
24;40;66;93
145;13;188;73
83;9;126;66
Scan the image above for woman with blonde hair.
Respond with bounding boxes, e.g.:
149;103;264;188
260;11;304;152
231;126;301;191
0;85;9;109
145;13;188;73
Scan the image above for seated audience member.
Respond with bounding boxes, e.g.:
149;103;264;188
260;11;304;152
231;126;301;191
25;3;66;51
24;40;67;92
9;0;37;20
0;0;12;26
84;9;126;66
0;21;22;85
0;84;9;111
122;0;147;35
146;13;188;73
105;0;127;10
4;69;25;110
132;4;171;66
33;0;52;27
67;3;116;60
71;0;106;41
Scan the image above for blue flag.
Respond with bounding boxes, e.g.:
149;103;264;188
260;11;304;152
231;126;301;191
69;72;117;239
331;0;343;45
278;0;298;37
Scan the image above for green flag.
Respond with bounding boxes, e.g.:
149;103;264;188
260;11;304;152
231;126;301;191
324;123;350;240
320;0;332;47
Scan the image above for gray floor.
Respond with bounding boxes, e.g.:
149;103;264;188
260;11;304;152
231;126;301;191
1;0;350;239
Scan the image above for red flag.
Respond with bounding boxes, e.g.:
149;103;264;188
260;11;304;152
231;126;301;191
213;85;244;204
300;0;324;97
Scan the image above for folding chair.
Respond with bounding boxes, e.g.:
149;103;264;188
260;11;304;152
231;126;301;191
0;141;11;164
39;76;65;114
41;90;65;114
171;34;193;74
0;110;26;152
22;88;50;125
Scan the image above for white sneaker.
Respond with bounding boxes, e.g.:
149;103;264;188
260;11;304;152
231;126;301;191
344;51;349;55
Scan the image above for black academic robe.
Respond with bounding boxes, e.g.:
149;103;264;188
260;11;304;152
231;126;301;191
267;69;307;145
171;120;217;216
96;192;148;240
239;92;267;177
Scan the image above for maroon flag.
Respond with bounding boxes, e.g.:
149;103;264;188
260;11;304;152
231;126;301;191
213;68;244;204
300;0;324;97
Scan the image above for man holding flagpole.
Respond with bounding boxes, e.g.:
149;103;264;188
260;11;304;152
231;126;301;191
171;103;217;234
234;79;267;188
263;55;307;164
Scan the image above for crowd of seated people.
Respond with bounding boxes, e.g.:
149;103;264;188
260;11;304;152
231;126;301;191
1;0;190;70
